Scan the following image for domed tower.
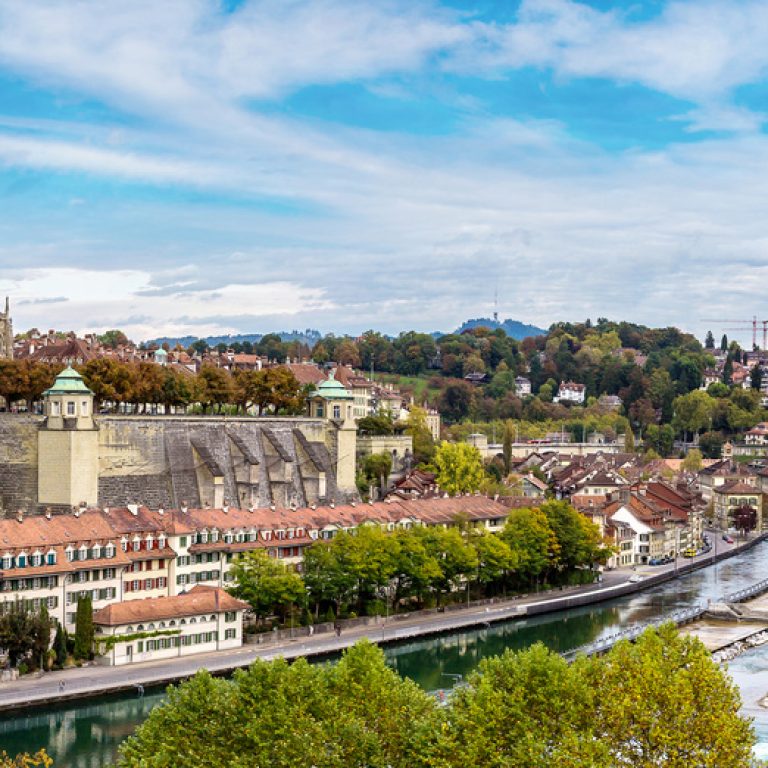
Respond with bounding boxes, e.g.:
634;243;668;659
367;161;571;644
38;366;99;508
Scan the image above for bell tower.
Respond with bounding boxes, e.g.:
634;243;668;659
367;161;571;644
0;297;12;359
38;366;99;507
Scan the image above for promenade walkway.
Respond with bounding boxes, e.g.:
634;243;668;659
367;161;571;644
0;533;756;712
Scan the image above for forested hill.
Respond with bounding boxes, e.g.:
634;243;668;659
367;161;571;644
455;317;547;339
147;329;322;349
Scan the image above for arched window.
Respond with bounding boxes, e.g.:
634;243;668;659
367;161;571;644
65;546;74;562
92;544;101;560
79;544;88;561
105;544;115;559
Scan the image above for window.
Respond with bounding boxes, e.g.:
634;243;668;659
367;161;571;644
132;580;139;591
180;536;188;548
31;552;42;567
16;553;26;568
144;579;153;590
67;401;75;416
51;401;61;416
225;611;236;622
316;404;324;417
333;405;341;419
81;400;89;416
79;545;88;561
225;629;236;640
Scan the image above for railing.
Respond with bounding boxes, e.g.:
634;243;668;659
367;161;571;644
562;604;706;661
721;578;768;604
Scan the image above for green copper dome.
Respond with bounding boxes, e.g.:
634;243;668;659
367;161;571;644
43;366;94;396
315;372;353;400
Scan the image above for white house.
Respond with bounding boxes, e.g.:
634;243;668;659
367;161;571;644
93;585;249;666
554;381;586;404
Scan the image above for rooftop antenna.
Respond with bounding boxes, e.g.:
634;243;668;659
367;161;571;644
493;287;498;324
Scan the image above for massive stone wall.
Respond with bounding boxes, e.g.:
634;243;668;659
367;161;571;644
0;414;354;516
0;415;40;513
96;416;346;510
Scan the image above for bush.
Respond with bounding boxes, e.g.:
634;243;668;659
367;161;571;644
324;606;336;623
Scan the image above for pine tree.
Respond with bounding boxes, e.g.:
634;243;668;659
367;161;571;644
720;334;728;352
502;420;513;475
54;621;68;668
74;595;93;660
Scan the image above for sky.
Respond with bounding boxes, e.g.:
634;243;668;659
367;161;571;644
0;0;767;345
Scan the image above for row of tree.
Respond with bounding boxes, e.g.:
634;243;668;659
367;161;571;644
228;501;609;624
0;359;306;416
115;629;754;767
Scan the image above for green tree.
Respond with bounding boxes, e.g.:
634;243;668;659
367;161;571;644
0;602;49;668
196;365;233;413
471;531;516;592
228;550;305;623
721;333;729;352
362;452;393;490
432;442;484;496
541;500;607;574
751;363;763;390
73;595;93;660
681;448;703;472
704;330;715;349
98;329;129;349
502;419;514;474
405;405;436;465
590;623;754;767
500;507;558;587
433;643;608;768
672;390;714;442
53;620;68;668
699;430;724;459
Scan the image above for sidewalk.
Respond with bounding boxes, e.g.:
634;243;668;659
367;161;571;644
0;534;762;712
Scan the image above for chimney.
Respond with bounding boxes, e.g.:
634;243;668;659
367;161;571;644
329;501;335;509
45;508;52;520
158;508;165;516
16;510;23;523
222;505;229;514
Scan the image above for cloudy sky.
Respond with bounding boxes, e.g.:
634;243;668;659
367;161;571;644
0;0;767;344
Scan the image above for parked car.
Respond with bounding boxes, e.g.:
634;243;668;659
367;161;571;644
683;548;697;558
627;574;644;583
723;534;735;544
648;557;664;565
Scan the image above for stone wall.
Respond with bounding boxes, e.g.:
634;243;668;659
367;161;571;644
0;414;357;515
0;415;40;513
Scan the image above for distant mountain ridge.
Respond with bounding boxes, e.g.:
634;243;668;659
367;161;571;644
146;329;323;348
145;318;546;349
454;317;547;339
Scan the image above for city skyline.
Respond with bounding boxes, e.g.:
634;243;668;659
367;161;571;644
0;0;767;343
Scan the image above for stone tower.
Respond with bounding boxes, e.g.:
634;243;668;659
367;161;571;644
0;297;12;359
38;366;99;508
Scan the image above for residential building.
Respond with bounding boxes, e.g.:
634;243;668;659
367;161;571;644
514;376;531;396
713;481;763;532
554;381;586;404
93;586;249;666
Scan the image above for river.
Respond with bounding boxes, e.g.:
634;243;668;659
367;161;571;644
3;543;768;767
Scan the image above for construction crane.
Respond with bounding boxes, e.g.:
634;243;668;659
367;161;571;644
701;316;768;350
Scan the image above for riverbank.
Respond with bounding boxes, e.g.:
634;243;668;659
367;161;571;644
0;532;764;713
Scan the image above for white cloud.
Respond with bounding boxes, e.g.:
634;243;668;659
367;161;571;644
0;267;335;340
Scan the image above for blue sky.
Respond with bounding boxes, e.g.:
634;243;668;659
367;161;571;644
0;0;767;344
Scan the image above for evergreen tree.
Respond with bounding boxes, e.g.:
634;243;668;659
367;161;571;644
54;621;68;668
502;420;514;474
704;330;715;349
723;355;733;386
74;595;94;660
721;334;728;352
751;363;762;390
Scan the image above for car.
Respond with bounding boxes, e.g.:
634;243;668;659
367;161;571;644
627;573;644;583
683;548;697;558
648;557;664;566
723;535;734;544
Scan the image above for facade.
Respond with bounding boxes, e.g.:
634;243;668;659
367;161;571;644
713;481;763;532
746;422;768;445
554;381;586;404
93;586;248;666
0;367;358;516
514;376;531;396
0;495;511;633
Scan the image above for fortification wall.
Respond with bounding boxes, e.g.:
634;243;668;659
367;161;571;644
0;415;40;513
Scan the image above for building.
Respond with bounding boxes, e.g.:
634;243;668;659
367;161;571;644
514;376;531;396
0;297;11;360
713;481;763;532
93;586;249;666
554;381;586;404
0;367;358;516
746;422;768;445
0;495;512;632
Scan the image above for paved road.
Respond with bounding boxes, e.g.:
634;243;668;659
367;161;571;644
0;535;747;712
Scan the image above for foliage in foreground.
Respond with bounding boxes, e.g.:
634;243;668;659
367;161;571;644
0;751;52;768
116;626;755;768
